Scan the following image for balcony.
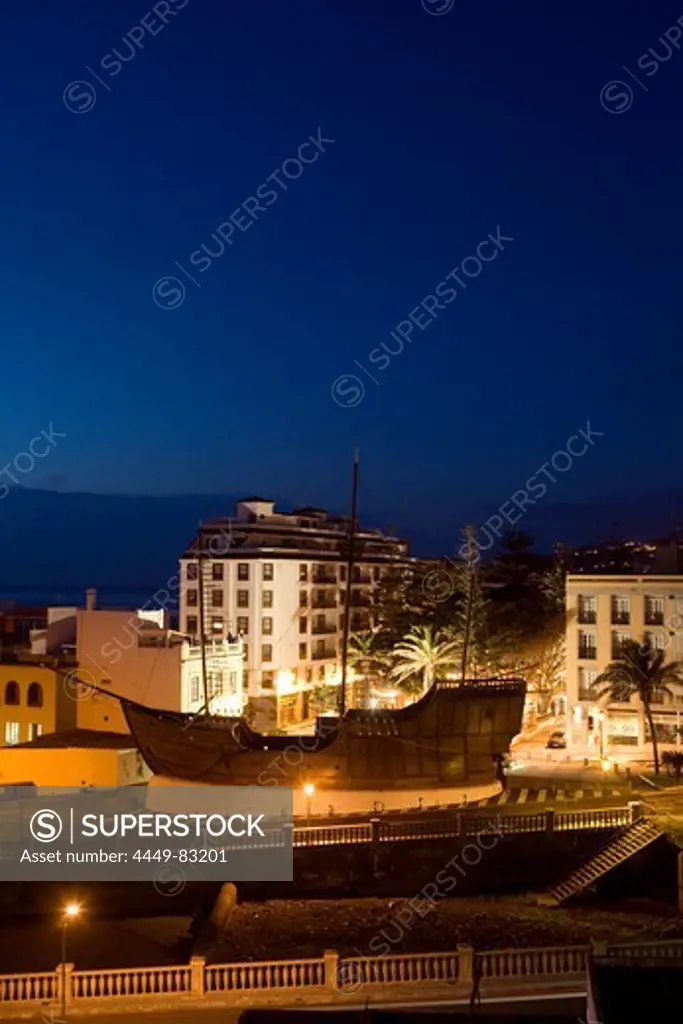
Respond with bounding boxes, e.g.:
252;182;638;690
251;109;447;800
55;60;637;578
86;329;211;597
312;645;336;660
312;594;337;609
578;645;597;660
312;568;337;584
645;611;665;626
312;622;336;635
578;610;597;625
611;612;630;626
351;570;372;584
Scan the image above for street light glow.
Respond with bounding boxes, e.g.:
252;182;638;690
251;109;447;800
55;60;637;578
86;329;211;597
303;783;315;796
64;902;81;918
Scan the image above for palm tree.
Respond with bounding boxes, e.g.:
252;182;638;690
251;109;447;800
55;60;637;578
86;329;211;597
347;631;388;707
594;639;683;775
390;625;459;695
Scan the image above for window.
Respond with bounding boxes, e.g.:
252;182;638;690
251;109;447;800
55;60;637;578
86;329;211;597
211;616;223;633
318;665;326;681
299;642;307;660
315;639;325;656
578;631;597;659
238;563;249;581
611;596;630;626
4;681;19;705
186;615;198;635
299;591;308;607
28;723;42;741
187;589;198;607
306;667;313;683
612;630;631;659
339;614;344;629
299;616;307;633
4;722;19;745
340;566;347;582
263;563;274;581
262;644;273;662
645;596;665;625
27;683;43;708
578;667;598;700
299;564;308;582
578;595;597;624
190;675;200;702
243;642;249;661
339;589;346;606
187;563;198;581
212;589;224;607
237;590;249;608
212;563;224;581
645;630;666;651
262;616;273;635
237;616;249;634
262;671;274;689
262;589;273;608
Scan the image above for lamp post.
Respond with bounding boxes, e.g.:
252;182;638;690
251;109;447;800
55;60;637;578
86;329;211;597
61;903;81;1019
303;783;315;824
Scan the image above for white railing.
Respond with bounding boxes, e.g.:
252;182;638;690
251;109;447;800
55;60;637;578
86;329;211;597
3;938;682;1013
205;958;324;991
0;972;57;1003
476;945;588;978
72;966;192;999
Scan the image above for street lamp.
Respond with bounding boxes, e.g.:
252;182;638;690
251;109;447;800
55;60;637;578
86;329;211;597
303;783;315;824
61;903;81;1019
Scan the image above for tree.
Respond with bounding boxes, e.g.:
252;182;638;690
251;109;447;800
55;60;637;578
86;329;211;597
347;630;389;707
390;625;458;695
595;639;683;775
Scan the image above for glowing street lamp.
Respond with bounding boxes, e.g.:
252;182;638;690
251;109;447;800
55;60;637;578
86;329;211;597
61;903;81;1019
303;783;315;823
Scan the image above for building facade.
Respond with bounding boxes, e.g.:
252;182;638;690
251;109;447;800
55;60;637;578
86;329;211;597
0;662;76;747
178;498;414;708
566;574;683;755
181;636;245;717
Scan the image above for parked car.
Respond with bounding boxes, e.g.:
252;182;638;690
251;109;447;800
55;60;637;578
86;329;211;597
546;730;567;749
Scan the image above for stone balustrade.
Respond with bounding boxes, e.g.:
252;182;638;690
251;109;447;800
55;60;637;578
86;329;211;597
1;938;682;1015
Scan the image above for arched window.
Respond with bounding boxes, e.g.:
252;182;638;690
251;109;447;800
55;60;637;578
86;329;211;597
4;681;19;705
27;682;43;708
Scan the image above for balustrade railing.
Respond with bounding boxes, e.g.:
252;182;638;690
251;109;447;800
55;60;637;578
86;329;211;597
4;936;683;1011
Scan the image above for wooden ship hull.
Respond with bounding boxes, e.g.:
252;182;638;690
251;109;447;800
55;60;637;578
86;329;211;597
123;678;526;790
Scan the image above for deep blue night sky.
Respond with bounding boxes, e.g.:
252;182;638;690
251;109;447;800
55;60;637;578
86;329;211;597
1;0;682;544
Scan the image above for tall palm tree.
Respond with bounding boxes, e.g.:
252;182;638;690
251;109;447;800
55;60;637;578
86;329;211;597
390;625;459;695
595;639;683;775
347;631;388;707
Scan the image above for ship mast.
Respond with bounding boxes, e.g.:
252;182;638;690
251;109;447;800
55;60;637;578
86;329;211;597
196;523;210;711
339;447;359;717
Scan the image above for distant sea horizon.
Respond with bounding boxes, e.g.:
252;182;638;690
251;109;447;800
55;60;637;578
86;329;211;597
0;586;174;610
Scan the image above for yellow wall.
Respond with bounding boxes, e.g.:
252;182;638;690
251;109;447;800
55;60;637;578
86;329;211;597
0;665;76;746
0;746;127;786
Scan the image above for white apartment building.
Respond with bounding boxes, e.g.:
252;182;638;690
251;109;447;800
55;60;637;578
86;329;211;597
178;497;414;702
566;574;683;755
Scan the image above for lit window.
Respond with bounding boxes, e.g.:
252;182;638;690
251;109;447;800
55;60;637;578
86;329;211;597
237;616;249;634
211;617;223;633
262;644;273;662
262;590;273;608
263;563;274;581
4;722;19;745
28;723;42;741
262;617;273;635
